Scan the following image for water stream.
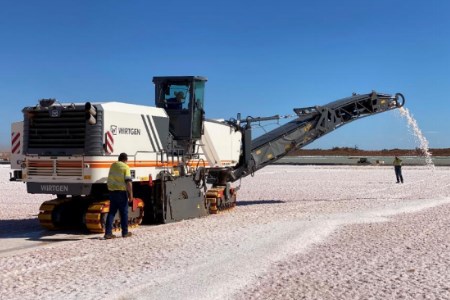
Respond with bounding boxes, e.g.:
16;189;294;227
398;107;435;168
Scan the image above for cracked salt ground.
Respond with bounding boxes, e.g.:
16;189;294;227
1;164;450;300
234;204;450;300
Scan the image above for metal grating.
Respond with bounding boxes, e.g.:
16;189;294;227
28;160;54;176
27;159;83;177
56;160;83;176
27;110;86;149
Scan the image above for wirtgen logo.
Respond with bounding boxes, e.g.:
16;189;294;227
40;185;69;192
110;125;141;135
110;125;118;135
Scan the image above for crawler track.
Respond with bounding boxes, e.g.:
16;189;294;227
38;197;145;233
206;186;237;214
85;199;144;233
38;198;74;230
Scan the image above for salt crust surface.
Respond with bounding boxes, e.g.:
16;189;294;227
1;164;449;299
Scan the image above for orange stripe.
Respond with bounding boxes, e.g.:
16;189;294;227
83;160;235;169
85;160;233;164
29;163;53;167
57;163;83;167
89;162;176;168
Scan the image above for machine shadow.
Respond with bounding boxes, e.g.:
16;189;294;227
237;200;285;206
0;218;90;241
0;201;286;241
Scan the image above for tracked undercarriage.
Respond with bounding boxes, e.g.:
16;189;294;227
38;197;145;233
37;174;237;233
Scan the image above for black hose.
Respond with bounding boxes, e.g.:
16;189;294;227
395;93;405;107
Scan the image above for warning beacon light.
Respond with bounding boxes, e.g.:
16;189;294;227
39;98;56;107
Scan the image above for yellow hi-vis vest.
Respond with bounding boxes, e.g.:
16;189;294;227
393;158;402;166
107;161;132;191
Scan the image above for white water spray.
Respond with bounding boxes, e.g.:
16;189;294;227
398;107;434;168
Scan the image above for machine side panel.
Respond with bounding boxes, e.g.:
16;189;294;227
152;116;170;151
201;120;242;167
102;108;166;156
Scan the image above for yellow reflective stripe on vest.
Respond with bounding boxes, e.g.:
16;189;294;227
107;161;131;191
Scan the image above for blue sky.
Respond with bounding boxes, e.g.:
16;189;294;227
1;0;449;151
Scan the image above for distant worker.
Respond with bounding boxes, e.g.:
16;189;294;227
166;91;185;110
393;156;404;184
104;152;134;239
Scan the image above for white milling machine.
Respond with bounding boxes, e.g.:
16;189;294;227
10;76;405;233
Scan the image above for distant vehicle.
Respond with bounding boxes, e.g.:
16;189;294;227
357;157;372;165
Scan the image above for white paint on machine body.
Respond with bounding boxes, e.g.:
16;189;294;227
11;102;242;193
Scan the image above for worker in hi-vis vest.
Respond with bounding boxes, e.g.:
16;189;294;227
393;156;404;184
104;152;134;239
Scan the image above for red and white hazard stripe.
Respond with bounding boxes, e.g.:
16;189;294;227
11;132;21;154
105;131;114;154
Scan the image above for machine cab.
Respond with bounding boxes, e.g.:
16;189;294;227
153;76;206;141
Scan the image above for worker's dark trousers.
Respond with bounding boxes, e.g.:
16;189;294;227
395;166;403;183
105;191;129;235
